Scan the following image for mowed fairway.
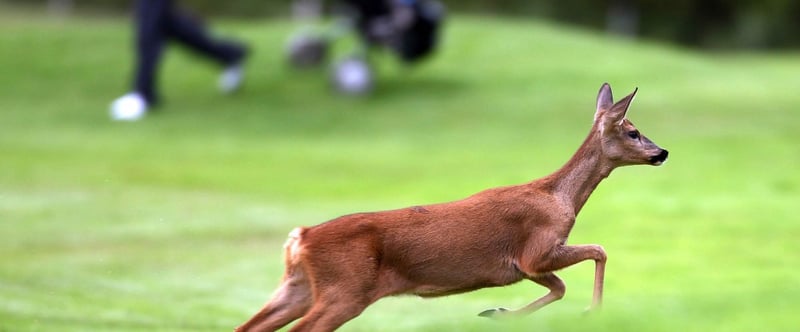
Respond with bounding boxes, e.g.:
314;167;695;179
1;8;799;332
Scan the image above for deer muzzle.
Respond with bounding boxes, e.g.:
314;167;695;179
649;149;669;166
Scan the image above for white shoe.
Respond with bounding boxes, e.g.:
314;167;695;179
110;93;147;121
332;57;373;95
219;64;244;94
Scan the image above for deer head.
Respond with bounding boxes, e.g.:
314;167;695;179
594;83;668;167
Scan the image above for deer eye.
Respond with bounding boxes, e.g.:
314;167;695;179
627;131;640;139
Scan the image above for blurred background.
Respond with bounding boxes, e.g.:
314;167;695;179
1;1;798;331
15;0;800;49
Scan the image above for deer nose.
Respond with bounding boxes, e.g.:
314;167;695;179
649;149;669;165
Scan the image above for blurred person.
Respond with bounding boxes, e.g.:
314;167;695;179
110;0;248;121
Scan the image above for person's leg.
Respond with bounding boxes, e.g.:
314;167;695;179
133;0;170;105
162;5;246;66
162;5;247;93
111;0;168;121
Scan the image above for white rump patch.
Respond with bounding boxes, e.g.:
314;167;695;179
284;227;304;263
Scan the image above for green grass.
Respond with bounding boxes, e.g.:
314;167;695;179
1;8;799;332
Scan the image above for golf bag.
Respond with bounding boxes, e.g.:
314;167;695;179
344;0;444;63
287;0;445;94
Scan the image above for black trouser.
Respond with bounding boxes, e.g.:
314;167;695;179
133;0;245;104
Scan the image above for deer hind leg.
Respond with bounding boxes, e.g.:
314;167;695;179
479;244;606;318
287;263;374;331
236;228;312;332
288;295;369;332
234;273;312;332
288;236;384;331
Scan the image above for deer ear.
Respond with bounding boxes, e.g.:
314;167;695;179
596;83;614;113
605;87;637;125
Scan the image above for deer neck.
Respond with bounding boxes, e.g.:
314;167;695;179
542;128;615;215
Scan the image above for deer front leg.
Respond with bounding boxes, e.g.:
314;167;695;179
479;272;565;318
479;244;607;318
547;244;606;311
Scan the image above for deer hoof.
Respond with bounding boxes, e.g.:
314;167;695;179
582;305;601;316
478;307;509;318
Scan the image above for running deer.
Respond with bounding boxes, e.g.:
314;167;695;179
236;83;668;332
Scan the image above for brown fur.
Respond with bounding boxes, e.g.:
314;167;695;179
235;83;668;332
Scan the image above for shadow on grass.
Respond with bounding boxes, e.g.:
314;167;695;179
371;75;468;99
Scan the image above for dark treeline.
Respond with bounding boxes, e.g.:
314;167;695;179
27;0;800;49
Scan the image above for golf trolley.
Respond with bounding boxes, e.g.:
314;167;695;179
287;0;445;95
